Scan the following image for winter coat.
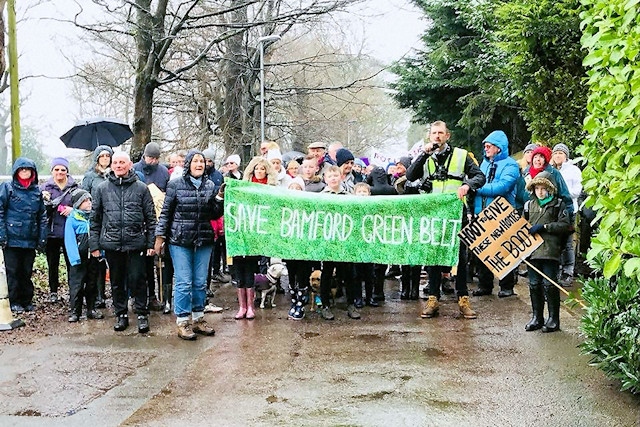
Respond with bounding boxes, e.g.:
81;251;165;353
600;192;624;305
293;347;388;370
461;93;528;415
40;176;78;239
303;176;325;193
89;169;157;252
64;209;90;266
367;167;397;195
524;197;571;261
473;131;521;214
133;158;170;192
242;157;278;185
0;157;48;249
82;145;113;195
518;164;574;216
206;167;224;194
556;160;582;213
155;150;224;248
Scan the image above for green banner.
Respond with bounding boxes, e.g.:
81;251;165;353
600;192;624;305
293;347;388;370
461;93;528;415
224;180;463;266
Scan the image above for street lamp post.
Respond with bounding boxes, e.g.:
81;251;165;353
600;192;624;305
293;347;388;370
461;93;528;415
257;35;281;144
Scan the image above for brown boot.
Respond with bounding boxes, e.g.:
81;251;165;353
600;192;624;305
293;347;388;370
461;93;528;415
421;296;439;318
177;321;197;340
192;317;215;336
458;296;477;319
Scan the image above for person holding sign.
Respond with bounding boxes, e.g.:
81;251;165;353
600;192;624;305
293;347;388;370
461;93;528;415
523;171;571;332
406;121;486;319
472;131;521;298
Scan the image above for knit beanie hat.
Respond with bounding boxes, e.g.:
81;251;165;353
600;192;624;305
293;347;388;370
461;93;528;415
143;142;162;158
552;143;570;159
524;143;539;153
71;189;92;209
51;157;70;171
531;146;552;165
202;148;216;161
396;156;412;169
225;154;241;166
354;158;366;168
266;149;283;162
335;148;355;166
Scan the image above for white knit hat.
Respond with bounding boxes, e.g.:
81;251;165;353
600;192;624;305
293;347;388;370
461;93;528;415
266;149;283;161
225;154;241;165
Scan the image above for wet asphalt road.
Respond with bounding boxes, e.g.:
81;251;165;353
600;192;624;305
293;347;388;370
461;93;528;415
0;278;639;427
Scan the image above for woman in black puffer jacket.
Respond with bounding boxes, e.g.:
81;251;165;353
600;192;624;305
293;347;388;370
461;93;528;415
155;150;224;340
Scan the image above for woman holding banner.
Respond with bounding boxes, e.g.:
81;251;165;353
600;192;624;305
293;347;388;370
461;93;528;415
232;157;278;320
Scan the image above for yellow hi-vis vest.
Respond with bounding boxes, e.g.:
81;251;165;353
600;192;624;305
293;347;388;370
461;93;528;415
423;147;468;194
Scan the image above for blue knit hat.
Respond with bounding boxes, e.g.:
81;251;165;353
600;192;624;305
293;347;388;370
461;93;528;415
51;157;70;172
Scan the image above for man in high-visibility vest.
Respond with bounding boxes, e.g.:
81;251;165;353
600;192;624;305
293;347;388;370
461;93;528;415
406;121;486;319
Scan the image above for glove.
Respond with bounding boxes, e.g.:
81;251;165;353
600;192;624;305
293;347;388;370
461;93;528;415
216;182;226;199
529;224;544;235
154;237;165;257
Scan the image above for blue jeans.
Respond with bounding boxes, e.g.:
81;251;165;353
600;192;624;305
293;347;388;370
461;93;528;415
169;244;213;318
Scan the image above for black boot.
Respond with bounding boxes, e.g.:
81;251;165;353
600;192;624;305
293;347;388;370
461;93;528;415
542;285;560;333
400;266;410;300
373;264;386;301
409;266;421;300
525;285;544;331
364;280;378;307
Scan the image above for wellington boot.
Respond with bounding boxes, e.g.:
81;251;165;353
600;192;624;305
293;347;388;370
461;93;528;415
177;321;197;340
542;285;560;332
421;296;439;318
525;285;544;331
234;288;247;320
246;288;256;320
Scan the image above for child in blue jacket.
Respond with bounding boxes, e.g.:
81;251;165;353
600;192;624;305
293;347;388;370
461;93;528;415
64;189;104;322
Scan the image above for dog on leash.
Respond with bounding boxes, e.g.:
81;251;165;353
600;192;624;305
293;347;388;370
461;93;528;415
254;263;288;309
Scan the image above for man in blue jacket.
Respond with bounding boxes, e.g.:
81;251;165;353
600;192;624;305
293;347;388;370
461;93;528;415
472;130;521;298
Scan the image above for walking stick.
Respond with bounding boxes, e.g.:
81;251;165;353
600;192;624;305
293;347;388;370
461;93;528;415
522;259;586;309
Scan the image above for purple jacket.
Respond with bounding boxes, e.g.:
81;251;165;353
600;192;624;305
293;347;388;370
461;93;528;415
40;176;78;239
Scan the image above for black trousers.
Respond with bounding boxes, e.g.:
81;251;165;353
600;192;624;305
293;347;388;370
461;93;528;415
105;249;148;316
475;254;516;292
68;255;100;315
233;256;260;288
427;241;469;298
5;247;36;307
320;261;356;307
46;237;70;293
354;262;374;299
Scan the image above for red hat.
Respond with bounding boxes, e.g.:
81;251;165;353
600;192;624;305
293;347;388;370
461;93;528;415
531;146;551;164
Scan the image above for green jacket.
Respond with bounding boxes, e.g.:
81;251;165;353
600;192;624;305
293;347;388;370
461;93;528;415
524;197;571;261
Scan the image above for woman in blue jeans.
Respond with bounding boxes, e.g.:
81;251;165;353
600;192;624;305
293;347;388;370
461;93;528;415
155;150;224;340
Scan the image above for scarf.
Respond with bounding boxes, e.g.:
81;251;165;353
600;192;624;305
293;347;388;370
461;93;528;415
537;194;554;207
529;166;545;179
189;176;203;188
251;176;268;185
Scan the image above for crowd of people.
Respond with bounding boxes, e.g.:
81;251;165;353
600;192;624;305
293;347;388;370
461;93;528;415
0;119;585;339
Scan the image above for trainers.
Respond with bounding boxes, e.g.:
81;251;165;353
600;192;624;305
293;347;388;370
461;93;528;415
421;296;439;318
48;292;59;303
177;321;197;340
458;296;477;319
11;304;24;314
24;303;36;312
347;304;361;320
163;302;171;314
321;306;334;321
137;315;150;333
192;318;215;336
204;303;224;313
212;273;229;283
87;309;104;319
114;314;129;331
68;314;79;323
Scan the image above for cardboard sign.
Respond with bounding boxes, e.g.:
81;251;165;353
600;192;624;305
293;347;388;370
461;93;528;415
458;197;543;279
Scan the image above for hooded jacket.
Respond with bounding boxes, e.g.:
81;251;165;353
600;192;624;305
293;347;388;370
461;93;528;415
82;145;113;194
89;169;156;252
0;157;48;249
524;171;571;260
155;150;224;248
473;130;521;214
366;166;397;195
133;156;170;192
40;175;78;239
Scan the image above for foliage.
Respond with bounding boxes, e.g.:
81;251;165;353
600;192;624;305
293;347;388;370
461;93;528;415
580;275;640;393
578;0;640;393
579;0;640;280
17;127;49;174
391;0;530;152
495;0;587;148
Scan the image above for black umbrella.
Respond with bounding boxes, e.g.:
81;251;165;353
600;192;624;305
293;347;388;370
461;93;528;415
60;117;133;151
282;150;305;164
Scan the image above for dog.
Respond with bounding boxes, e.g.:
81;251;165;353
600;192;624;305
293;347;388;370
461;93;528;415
308;270;322;312
254;263;288;309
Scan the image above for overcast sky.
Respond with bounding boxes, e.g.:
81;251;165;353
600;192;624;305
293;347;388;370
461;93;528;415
11;0;425;157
